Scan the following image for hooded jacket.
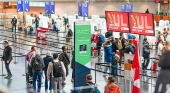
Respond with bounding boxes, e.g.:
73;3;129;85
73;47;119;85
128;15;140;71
104;83;121;93
104;44;114;62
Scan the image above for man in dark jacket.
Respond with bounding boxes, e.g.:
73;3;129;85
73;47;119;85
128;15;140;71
59;46;70;85
110;36;118;53
1;41;12;79
142;38;150;72
31;50;45;93
11;16;17;32
81;74;98;93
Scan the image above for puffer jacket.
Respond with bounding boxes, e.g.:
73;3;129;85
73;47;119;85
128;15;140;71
104;44;115;62
104;83;121;93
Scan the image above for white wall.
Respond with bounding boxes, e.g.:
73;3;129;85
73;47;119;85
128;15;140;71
55;2;158;16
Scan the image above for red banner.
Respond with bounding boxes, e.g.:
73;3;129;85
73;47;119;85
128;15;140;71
129;13;155;36
105;11;129;33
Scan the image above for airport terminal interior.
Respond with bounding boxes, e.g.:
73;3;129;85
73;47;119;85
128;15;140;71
0;0;169;93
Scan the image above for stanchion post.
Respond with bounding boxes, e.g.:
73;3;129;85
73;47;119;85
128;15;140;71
22;55;27;76
18;32;22;55
13;36;18;64
0;60;6;76
40;36;42;54
95;63;97;84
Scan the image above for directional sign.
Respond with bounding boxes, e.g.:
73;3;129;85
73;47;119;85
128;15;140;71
17;0;23;12
126;4;133;12
120;4;133;12
45;1;55;14
78;2;82;16
78;2;88;17
45;2;50;14
23;0;30;12
17;0;30;12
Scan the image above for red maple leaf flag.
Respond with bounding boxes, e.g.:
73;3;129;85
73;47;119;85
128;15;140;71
132;40;140;93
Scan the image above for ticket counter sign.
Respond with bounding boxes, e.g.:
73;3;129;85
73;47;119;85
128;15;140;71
129;13;155;36
105;11;129;33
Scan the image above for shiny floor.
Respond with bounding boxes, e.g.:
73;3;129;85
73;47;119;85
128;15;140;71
0;27;158;93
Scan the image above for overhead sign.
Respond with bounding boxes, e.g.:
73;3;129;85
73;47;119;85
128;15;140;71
78;2;88;17
45;1;55;14
120;4;133;12
23;0;30;12
17;0;30;12
129;13;155;36
17;0;23;12
105;11;129;33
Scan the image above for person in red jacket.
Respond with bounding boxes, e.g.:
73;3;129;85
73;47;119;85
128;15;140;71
26;46;36;87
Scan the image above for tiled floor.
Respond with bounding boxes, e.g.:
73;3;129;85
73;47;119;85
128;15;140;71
0;27;159;93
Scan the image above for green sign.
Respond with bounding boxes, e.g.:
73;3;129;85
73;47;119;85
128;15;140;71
75;21;91;66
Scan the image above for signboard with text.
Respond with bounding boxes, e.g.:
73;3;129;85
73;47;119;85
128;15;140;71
17;0;30;12
129;13;155;36
45;1;55;14
74;21;91;87
120;4;133;12
78;2;88;17
105;11;129;33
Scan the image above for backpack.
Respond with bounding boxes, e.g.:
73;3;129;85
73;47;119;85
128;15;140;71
125;44;134;54
52;61;62;77
98;34;105;44
33;57;42;71
68;29;73;37
87;83;100;93
118;38;123;50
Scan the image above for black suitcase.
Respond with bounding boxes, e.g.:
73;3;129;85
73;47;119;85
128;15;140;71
26;73;33;84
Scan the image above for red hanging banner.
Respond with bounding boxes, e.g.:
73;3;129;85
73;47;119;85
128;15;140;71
129;13;155;36
105;11;129;33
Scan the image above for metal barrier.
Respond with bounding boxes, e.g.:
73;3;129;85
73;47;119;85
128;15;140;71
92;57;159;93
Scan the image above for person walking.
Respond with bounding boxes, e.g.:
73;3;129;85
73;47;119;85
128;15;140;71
11;16;17;32
47;53;66;93
162;40;170;53
96;29;105;63
26;46;36;87
104;76;121;93
103;41;115;74
59;46;70;85
1;41;12;79
118;33;126;68
142;38;151;72
31;50;45;93
43;51;53;93
71;50;74;82
157;38;163;59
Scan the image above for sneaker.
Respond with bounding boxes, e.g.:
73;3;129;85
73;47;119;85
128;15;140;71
71;78;74;82
62;82;66;85
4;76;9;78
8;75;12;79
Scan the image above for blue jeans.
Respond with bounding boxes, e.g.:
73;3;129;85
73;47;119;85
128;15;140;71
33;71;42;92
44;71;52;90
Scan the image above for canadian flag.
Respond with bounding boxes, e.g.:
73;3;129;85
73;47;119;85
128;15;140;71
131;40;140;93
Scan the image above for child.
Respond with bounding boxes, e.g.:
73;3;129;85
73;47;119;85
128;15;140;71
53;22;58;32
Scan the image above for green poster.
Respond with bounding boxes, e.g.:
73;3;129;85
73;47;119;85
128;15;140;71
75;21;91;66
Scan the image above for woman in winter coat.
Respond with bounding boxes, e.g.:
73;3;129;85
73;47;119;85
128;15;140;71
103;41;115;74
104;76;121;93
